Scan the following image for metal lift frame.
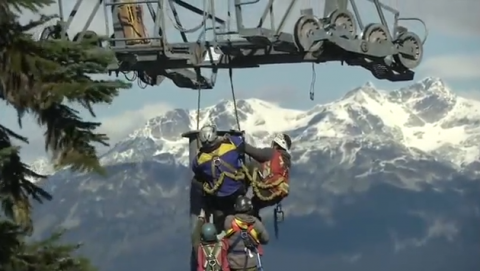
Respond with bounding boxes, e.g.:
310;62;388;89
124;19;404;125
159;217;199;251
41;0;427;89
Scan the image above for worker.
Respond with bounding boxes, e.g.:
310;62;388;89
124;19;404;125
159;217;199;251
191;124;290;225
246;133;292;220
191;124;250;228
192;209;230;271
224;196;269;271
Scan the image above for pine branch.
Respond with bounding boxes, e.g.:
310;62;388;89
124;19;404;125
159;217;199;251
35;103;109;174
0;220;22;266
1;0;55;15
0;127;52;233
2;19;130;175
0;124;29;144
1;223;98;271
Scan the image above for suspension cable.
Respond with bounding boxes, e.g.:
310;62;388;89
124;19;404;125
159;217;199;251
228;62;241;131
196;87;201;130
309;63;316;100
195;85;202;149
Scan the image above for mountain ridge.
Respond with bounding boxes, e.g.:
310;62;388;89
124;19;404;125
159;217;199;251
31;77;480;175
29;76;480;271
100;76;480;170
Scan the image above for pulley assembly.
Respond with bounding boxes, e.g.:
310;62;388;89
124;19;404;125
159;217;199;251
292;2;426;81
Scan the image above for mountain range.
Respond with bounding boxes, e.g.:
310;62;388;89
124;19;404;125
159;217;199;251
30;77;480;271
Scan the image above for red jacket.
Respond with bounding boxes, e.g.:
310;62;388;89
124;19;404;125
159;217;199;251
197;239;230;271
259;149;289;196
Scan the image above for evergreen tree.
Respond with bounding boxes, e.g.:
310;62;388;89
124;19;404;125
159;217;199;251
1;0;130;230
1;0;130;269
0;224;98;271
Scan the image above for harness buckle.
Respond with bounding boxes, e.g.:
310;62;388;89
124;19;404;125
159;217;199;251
212;156;221;167
208;259;217;266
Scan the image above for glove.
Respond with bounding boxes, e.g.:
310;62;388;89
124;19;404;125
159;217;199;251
199;209;206;219
237;140;245;153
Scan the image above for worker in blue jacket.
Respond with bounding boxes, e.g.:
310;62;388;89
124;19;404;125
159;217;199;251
191;124;272;230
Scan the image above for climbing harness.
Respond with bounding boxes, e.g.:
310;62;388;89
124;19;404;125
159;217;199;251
201;242;222;271
249;169;287;202
201;150;249;195
273;204;284;240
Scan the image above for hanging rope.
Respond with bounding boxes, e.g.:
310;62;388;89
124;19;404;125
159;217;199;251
228;63;241;131
309;63;316;100
196;87;201;130
194;84;202;152
225;2;239;131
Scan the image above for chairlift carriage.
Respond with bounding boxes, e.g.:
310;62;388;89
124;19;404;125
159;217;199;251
37;0;427;269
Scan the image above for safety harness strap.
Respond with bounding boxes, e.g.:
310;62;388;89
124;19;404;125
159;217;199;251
201;137;252;195
202;242;221;270
228;228;263;271
248;168;288;201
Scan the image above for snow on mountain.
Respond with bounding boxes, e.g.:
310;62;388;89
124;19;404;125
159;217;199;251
96;77;480;170
30;77;480;174
98;98;304;166
28;157;55;183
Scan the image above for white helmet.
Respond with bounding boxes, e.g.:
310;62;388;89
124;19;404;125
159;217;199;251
198;124;218;145
272;133;291;151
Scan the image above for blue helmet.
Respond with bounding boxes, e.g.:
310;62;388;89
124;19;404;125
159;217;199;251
201;223;218;242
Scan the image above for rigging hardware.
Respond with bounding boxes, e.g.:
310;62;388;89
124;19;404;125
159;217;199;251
273;203;284;239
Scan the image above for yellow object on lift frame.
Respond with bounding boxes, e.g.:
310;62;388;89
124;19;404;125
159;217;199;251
118;0;150;45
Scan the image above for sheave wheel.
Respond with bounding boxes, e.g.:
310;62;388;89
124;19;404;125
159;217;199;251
362;23;391;43
393;31;423;69
293;15;323;52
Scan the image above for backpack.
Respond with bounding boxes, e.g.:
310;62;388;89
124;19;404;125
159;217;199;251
197;242;226;271
225;219;263;255
227;223;264;271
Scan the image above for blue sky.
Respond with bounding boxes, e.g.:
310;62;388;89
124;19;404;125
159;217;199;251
3;0;480;161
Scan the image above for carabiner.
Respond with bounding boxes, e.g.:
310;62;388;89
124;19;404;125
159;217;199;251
274;204;284;223
273;203;284;239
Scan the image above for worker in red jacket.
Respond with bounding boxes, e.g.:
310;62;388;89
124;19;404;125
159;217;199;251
244;133;292;220
192;209;230;271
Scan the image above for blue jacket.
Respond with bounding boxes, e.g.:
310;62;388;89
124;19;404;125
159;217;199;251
192;135;244;197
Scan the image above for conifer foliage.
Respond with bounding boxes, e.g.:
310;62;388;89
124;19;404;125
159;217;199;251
1;0;130;269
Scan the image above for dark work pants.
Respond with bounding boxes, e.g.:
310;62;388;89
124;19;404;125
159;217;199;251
204;187;246;232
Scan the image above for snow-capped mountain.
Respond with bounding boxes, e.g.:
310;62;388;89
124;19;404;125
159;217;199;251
90;77;480;172
28;157;55;183
30;76;480;180
30;77;480;271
